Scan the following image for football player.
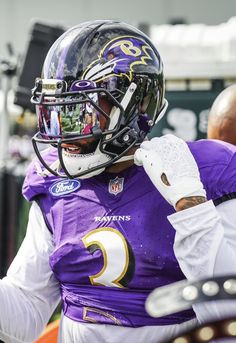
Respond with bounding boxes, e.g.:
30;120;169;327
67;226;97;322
0;20;236;343
208;83;236;145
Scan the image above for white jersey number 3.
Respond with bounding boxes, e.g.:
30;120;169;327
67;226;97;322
82;227;132;288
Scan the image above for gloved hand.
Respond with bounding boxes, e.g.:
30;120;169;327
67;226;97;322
134;134;206;209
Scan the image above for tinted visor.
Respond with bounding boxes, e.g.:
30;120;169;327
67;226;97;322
34;90;120;139
36;92;104;138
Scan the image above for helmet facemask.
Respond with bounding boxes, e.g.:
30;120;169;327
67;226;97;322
32;78;140;179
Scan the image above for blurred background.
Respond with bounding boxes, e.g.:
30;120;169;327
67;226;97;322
0;0;236;279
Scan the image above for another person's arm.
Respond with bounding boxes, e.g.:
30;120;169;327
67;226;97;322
168;199;236;323
134;134;236;323
0;201;60;343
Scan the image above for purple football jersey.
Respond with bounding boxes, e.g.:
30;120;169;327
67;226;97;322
22;139;236;327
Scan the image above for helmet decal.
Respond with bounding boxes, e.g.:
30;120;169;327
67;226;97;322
82;36;156;82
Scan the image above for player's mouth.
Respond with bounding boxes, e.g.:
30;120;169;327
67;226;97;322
62;145;82;154
61;139;99;155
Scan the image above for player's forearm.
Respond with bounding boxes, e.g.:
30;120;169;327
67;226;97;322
175;196;207;211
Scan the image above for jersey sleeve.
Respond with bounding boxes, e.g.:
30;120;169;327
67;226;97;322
215;150;236;204
22;148;59;202
188;139;236;202
0;201;60;343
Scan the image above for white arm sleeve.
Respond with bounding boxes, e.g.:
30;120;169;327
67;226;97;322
168;199;236;323
0;201;60;343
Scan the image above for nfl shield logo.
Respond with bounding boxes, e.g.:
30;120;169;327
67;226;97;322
109;177;124;195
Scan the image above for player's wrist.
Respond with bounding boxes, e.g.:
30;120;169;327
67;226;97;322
175;196;207;212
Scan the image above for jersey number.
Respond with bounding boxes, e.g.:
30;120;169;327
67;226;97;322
82;227;133;288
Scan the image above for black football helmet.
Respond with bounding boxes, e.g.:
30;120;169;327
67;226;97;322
31;20;167;179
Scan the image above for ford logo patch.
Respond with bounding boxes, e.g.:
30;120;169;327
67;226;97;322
49;179;81;196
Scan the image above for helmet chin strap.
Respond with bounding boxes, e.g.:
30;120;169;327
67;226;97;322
35;150;134;179
60;150;134;179
61;149;110;179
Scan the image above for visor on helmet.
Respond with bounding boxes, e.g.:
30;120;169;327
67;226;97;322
32;79;121;141
36;94;101;138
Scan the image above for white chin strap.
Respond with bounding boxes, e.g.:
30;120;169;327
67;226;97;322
61;149;134;179
35;148;134;179
62;149;110;179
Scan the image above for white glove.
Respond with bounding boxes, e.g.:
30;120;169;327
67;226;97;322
134;134;206;209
